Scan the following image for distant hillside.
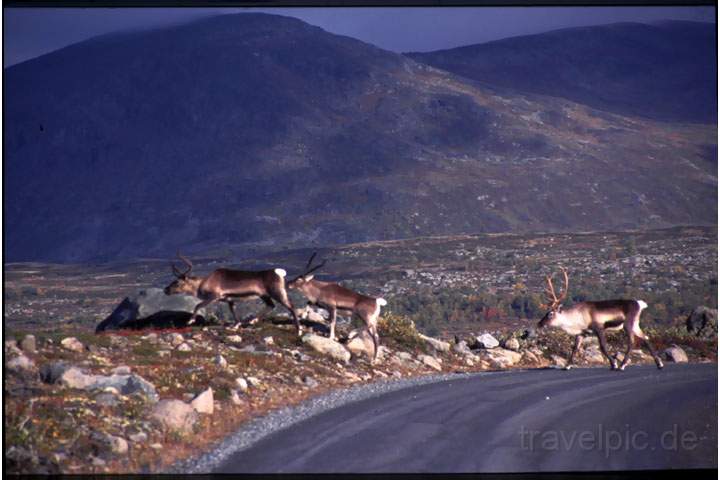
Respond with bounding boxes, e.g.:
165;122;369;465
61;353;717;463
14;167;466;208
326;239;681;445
4;14;717;262
407;21;716;123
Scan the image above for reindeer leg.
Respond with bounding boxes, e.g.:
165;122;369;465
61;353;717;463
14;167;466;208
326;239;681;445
246;296;274;326
328;306;337;341
619;328;636;371
189;297;219;325
226;300;239;325
594;328;618;370
565;334;583;370
636;331;664;369
269;286;302;337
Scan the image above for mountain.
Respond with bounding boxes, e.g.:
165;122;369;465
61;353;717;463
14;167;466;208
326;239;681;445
407;21;716;123
4;14;717;263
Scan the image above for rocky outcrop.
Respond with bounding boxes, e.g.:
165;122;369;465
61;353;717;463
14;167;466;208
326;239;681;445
418;333;451;352
418;354;442;371
95;288;207;332
479;348;522;368
473;333;499;349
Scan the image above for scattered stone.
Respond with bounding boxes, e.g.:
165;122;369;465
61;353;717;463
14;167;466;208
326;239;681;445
214;355;228;369
129;432;148;443
149;443;163;450
521;328;537;340
19;334;37;354
453;340;473;356
480;348;523;368
191;388;214;414
108;336;128;347
396;351;413;361
475;333;500;349
235;377;249;392
8;354;36;372
225;335;243;344
90;456;106;467
263;336;274;346
418;333;451;352
522;350;540;364
158;350;171;358
176;343;192;352
246;377;262;388
503;337;521;351
230;390;244;405
549;354;567;369
303;376;319;388
344;371;361;382
61;337;85;353
91;432;129;455
151;400;198;433
663;345;689;363
141;332;159;343
166;333;185;347
418;354;442;371
302;333;351;363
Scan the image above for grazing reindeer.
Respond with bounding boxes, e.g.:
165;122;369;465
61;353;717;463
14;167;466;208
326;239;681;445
287;253;386;361
163;253;303;336
537;267;664;371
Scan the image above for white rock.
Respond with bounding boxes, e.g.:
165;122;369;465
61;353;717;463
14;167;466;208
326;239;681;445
191;388;214;414
166;333;185;347
151;400;197;433
481;348;522;368
225;335;243;344
61;337;85;352
263;336;274;346
214;355;228;369
663;345;689;363
246;376;262;388
235;377;249;392
176;343;192;352
301;333;351;363
112;366;131;375
129;432;148;443
346;329;377;359
503;337;521;351
230;390;244;405
8;354;36;372
475;333;499;349
418;354;442;371
107;435;129;455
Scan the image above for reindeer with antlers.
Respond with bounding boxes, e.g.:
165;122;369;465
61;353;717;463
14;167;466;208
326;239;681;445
537;267;664;371
287;253;387;361
163;253;303;336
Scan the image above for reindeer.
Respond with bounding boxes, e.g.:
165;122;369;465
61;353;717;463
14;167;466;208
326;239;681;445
287;253;386;361
163;253;303;336
537;267;664;371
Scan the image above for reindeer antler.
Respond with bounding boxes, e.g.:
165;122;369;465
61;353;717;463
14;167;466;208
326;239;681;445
290;252;326;282
171;251;193;277
541;267;569;311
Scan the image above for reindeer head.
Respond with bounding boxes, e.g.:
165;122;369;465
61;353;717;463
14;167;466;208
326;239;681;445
537;267;569;329
164;253;200;296
287;252;326;292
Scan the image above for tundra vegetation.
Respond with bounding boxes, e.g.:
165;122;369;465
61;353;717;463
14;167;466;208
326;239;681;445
4;227;717;473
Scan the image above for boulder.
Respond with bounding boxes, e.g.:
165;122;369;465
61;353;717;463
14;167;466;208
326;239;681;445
191;388;214;414
61;337;85;352
480;348;522;368
686;306;718;339
235;377;249;392
418;354;442;371
503;337;521;351
19;335;37;354
40;362;158;401
95;288;207;333
302;333;351;363
176;343;192;352
8;354;36;372
230;390;244;405
474;333;499;349
453;340;473;356
151;400;198;433
663;345;689;363
418;333;451;352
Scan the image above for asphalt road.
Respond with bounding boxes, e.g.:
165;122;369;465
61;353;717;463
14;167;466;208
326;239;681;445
215;364;717;473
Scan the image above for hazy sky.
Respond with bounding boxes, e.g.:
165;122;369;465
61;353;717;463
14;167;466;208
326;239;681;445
4;6;715;67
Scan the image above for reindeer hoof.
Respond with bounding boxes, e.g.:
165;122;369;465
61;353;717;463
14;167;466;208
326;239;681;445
563;365;573;371
657;361;665;370
187;318;196;325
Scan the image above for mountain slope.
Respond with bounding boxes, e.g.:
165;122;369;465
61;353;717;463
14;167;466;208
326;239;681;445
4;14;717;262
407;21;716;123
